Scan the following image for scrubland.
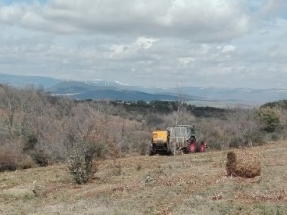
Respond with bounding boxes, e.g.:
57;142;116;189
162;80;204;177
1;141;287;215
1;84;287;214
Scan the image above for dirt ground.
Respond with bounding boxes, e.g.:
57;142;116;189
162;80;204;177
1;142;287;215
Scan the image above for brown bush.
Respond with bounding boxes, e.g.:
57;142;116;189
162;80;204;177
30;150;50;167
226;150;261;178
226;151;237;176
0;148;36;172
17;155;36;170
0;149;18;172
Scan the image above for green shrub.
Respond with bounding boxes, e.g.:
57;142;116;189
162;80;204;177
67;141;107;184
68;153;94;184
257;107;282;132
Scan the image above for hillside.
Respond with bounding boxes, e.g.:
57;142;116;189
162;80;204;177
1;73;287;105
48;81;197;102
0;73;61;88
1;142;287;215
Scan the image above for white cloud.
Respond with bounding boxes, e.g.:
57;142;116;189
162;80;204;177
135;37;158;50
0;0;249;41
110;45;127;55
221;45;236;53
0;0;286;89
178;57;195;68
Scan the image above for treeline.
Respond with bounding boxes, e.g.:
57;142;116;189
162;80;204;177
0;84;287;178
108;100;228;118
0;84;149;172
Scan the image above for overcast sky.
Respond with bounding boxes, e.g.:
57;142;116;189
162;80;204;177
0;0;286;89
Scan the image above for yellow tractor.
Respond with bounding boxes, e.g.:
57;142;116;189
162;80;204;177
149;125;206;155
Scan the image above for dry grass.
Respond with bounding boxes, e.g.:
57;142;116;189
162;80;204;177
1;142;287;215
226;151;237;176
226;150;261;178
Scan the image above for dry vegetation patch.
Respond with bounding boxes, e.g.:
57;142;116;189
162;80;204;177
1;142;287;214
226;150;261;178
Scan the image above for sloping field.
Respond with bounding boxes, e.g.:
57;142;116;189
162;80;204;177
1;142;287;215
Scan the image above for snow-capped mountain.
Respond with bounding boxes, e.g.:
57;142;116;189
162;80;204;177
1;73;286;106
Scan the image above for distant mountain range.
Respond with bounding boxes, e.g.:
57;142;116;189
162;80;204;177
1;73;287;107
0;73;61;88
49;81;185;101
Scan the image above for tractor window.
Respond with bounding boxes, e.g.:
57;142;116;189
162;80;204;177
188;127;195;135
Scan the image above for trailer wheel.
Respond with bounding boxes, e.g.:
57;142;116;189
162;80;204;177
189;140;196;153
199;141;206;152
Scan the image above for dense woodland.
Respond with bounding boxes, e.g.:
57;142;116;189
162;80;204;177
0;84;287;181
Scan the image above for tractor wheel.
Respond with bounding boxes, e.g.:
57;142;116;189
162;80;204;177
183;147;190;154
149;146;156;156
199;141;206;152
189;140;197;153
190;136;196;142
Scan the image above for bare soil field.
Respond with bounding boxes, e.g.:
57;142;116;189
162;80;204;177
1;142;287;215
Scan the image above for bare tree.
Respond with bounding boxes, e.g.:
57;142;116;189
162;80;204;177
0;84;22;140
227;108;259;148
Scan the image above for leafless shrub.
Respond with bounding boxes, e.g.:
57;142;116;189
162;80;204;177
195;108;266;150
17;154;36;169
0;148;18;172
0;147;36;172
196;118;228;150
124;130;150;155
0;84;22;140
227;108;261;147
